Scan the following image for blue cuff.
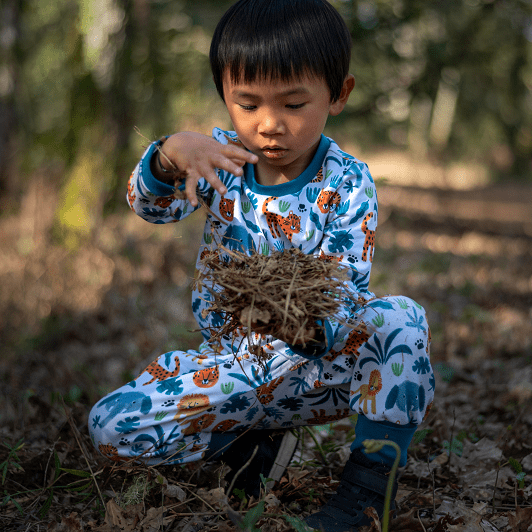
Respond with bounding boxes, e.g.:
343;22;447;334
141;141;179;197
351;415;417;467
288;319;334;360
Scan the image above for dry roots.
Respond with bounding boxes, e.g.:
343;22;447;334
196;246;361;363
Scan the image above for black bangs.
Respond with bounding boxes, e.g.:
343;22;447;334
210;0;351;102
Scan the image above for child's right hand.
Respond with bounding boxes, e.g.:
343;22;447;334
155;132;258;207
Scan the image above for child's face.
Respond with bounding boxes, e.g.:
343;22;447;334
223;70;353;185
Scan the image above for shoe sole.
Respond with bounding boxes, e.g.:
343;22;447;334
265;429;299;490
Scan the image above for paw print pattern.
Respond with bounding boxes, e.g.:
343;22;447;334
345;357;355;368
324;372;333;380
415;339;424;350
347;256;358;264
298;204;307;212
162;400;176;407
119;438;130;446
353;371;363;381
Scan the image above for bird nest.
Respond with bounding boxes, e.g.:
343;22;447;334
196;247;362;364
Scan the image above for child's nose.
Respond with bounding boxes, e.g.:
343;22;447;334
258;113;284;135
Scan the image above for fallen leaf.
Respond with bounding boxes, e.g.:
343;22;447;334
507;506;532;532
488;513;509;530
401;492;440;509
163;482;187;501
453;438;504;472
360;506;381;532
138;506;174;532
103;500;143;532
433;515;466;532
287;468;312;484
263;492;281;510
522;453;532;472
391;508;428;531
196;486;226;508
435;498;502;532
47;512;83;532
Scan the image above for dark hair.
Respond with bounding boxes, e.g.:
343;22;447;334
210;0;352;102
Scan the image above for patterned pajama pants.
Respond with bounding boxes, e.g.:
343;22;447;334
89;296;434;465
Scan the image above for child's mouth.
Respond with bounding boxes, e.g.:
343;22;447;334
261;146;287;159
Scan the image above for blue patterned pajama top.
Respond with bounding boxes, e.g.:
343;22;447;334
89;128;434;465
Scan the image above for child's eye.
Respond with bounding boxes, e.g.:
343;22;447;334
239;104;256;111
286;103;305;109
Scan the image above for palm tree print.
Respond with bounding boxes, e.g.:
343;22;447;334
405;306;426;333
228;359;275;388
358;327;413;369
302;386;349;407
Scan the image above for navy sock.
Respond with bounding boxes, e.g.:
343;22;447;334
350;415;417;468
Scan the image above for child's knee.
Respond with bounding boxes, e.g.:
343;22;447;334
372;295;431;353
87;389;152;457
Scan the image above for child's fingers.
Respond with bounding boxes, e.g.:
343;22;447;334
221;144;258;165
185;166;228;207
208;146;258;177
184;171;201;207
200;162;228;195
210;154;248;177
171;135;257;206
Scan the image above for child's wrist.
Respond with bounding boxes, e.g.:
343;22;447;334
150;151;173;185
150;139;185;185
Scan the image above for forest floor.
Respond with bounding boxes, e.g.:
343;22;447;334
1;174;532;531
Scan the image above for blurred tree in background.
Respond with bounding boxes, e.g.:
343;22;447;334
336;0;532;179
0;0;531;239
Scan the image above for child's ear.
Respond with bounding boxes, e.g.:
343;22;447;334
329;74;355;116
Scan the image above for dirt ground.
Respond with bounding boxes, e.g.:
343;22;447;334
1;172;531;531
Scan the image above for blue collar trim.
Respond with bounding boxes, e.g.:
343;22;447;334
244;135;331;195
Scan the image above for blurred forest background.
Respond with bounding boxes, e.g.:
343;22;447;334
2;0;532;211
2;1;532;529
1;0;532;393
0;0;531;388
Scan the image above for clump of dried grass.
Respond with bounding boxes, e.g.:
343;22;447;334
197;246;361;363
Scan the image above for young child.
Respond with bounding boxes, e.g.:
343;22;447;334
89;1;435;530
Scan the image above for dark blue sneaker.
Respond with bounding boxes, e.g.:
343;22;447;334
216;429;299;499
304;449;397;532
